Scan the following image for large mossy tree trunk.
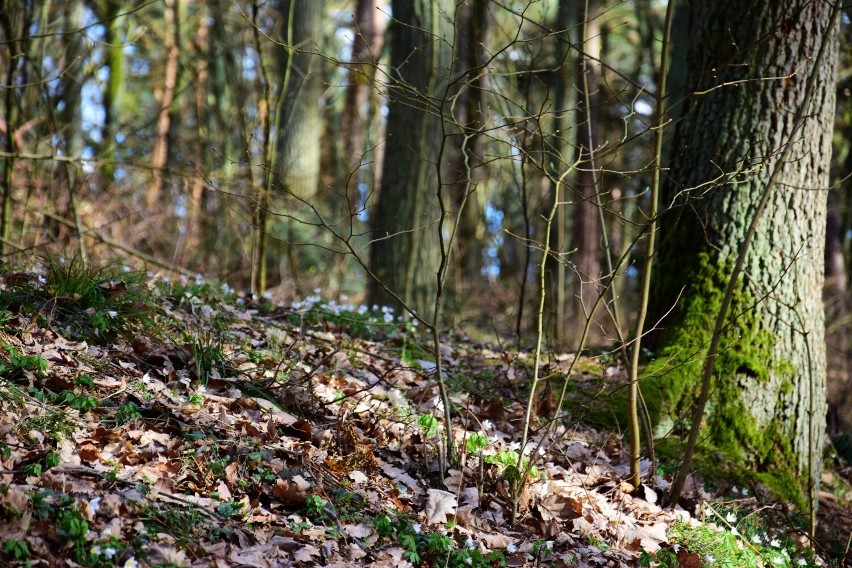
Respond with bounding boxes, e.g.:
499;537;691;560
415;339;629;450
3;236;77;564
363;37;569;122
647;0;838;507
367;0;452;319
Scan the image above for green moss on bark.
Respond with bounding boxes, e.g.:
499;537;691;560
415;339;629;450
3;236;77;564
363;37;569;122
641;252;804;506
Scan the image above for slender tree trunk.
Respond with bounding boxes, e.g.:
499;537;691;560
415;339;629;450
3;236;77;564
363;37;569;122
367;0;452;319
277;0;324;199
648;0;838;509
147;0;181;211
341;0;380;214
825;188;850;434
446;0;487;290
570;0;605;346
0;4;30;255
100;0;124;184
547;0;578;346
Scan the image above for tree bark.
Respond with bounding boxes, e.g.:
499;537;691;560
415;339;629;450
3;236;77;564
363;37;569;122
99;0;124;185
146;0;181;211
367;0;452;319
648;0;838;508
570;0;605;347
446;0;487;290
276;0;324;199
341;0;380;214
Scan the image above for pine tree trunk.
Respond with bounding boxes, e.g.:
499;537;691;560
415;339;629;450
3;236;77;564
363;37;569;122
648;0;838;508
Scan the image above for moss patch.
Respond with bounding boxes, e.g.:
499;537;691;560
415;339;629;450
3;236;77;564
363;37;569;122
640;251;804;506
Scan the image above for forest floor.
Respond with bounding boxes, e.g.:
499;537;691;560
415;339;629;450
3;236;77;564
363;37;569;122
0;263;849;567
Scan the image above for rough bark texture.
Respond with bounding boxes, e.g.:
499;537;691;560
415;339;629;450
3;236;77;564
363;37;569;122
367;0;452;319
277;0;324;198
570;0;605;347
647;0;838;507
446;0;486;292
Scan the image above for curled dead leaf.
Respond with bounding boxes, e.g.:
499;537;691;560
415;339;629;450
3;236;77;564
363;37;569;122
273;475;310;504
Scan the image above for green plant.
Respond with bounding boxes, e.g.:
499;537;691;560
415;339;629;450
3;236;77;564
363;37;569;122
217;501;244;518
22;463;42;477
181;328;232;383
372;513;506;568
0;345;47;379
466;433;488;455
114;402;141;423
18;408;76;443
304;494;326;520
0;256;153;343
58;508;89;541
2;539;30;563
74;374;95;388
141;502;205;545
638;547;678;567
56;391;99;412
484;449;539;479
418;414;440;438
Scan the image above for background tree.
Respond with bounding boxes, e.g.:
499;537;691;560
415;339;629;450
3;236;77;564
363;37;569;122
648;0;839;509
367;0;453;319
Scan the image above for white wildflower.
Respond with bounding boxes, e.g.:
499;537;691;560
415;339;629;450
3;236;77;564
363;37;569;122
432;396;444;413
103;547;117;559
772;556;783;565
796;559;806;566
741;488;749;495
123;559;139;568
770;538;781;548
108;310;118;318
732;485;739;494
726;512;737;523
752;535;762;544
705;555;716;564
383;313;393;323
412;523;422;534
465;536;476;549
465;557;473;565
88;497;101;513
481;420;493;431
91;545;102;556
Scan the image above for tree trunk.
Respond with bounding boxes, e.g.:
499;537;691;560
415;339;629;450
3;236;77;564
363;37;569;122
570;0;605;347
341;0;380;214
276;0;324;199
99;0;124;185
445;0;487;292
546;0;578;346
825;188;850;434
147;0;181;211
367;0;452;319
648;0;838;509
